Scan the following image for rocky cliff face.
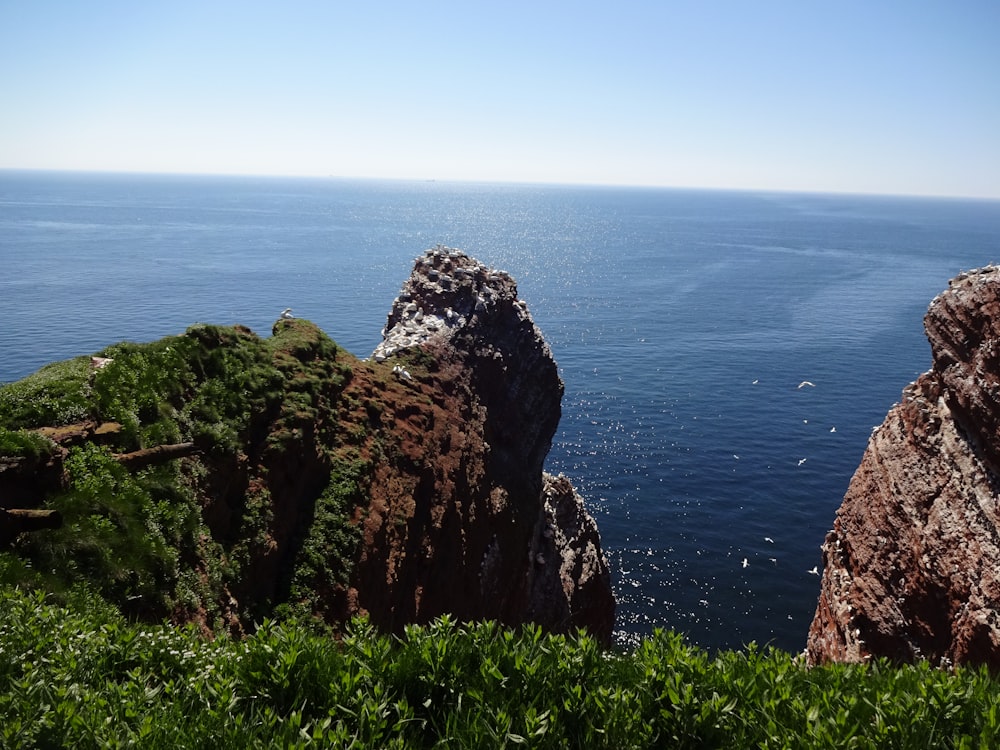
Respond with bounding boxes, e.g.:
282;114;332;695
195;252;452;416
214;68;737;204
0;247;615;643
359;246;614;642
807;266;1000;669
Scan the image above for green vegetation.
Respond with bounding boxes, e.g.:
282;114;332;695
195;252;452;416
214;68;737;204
0;357;96;428
0;427;56;462
286;454;368;619
4;323;1000;747
12;443;193;610
0;321;361;629
1;586;998;749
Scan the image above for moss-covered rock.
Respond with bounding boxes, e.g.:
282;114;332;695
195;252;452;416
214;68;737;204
0;320;363;634
0;249;615;643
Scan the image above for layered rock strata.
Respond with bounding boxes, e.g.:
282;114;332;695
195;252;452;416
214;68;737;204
360;246;615;642
807;266;1000;669
0;246;615;643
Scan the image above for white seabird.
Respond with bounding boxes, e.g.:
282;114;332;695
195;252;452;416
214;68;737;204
280;308;295;320
798;458;807;466
741;558;749;569
807;566;820;576
797;381;815;389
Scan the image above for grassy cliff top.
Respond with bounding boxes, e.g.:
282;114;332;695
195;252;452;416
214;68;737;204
0;320;379;629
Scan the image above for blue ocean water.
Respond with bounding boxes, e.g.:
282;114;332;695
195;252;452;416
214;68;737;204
2;170;999;652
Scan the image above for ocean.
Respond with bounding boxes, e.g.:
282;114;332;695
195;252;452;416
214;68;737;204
2;170;999;652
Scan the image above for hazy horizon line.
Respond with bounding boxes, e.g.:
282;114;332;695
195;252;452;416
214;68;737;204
3;165;999;204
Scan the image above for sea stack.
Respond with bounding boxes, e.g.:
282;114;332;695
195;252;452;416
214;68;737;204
360;246;616;643
807;266;1000;669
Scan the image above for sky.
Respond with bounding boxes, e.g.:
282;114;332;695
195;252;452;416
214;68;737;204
1;1;998;198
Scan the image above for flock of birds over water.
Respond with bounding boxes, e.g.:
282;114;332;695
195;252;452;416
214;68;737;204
733;378;825;575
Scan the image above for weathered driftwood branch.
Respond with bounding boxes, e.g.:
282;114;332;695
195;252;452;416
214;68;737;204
35;421;121;445
1;508;63;546
5;508;62;529
1;430;199;509
114;442;199;470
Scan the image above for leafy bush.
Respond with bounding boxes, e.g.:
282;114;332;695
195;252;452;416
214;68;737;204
91;337;193;445
9;443;194;612
287;455;367;615
0;321;363;632
0;427;56;461
1;586;999;749
0;357;96;427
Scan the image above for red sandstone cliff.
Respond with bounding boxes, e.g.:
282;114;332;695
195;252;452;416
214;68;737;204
358;247;615;642
0;247;615;643
807;266;1000;669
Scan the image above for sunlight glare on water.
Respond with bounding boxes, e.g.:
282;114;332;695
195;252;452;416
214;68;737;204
2;173;999;651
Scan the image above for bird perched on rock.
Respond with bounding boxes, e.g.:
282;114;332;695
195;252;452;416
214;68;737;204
280;308;294;320
392;364;413;382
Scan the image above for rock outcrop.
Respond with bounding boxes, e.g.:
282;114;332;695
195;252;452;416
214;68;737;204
807;266;1000;669
0;247;615;643
359;246;615;642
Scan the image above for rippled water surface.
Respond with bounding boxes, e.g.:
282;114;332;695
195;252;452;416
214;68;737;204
3;171;999;651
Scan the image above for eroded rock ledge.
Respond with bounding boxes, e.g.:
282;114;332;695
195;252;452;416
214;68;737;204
360;246;615;643
0;247;615;643
807;266;1000;669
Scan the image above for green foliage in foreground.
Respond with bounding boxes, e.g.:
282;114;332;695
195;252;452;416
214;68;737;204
1;587;998;749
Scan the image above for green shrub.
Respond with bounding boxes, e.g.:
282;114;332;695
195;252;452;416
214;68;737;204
0;323;342;622
0;428;56;461
287;456;367;615
1;587;999;749
92;338;192;446
11;443;190;612
0;357;96;427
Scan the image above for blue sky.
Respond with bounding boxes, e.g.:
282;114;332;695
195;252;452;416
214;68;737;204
2;1;998;197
